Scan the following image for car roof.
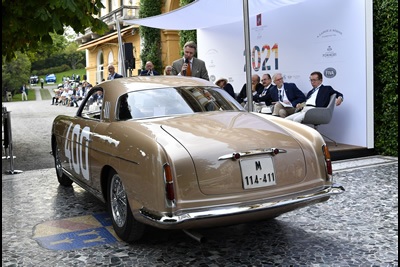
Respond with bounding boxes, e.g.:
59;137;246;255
96;76;216;97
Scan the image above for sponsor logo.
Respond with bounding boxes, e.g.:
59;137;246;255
283;74;301;80
324;68;337;78
323;46;337;58
317;29;343;39
257;14;262;26
210;75;216;83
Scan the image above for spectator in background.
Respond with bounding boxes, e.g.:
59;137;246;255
270;73;306;118
40;78;44;89
236;74;263;106
51;87;63;105
72;73;75;81
107;64;123;80
253;73;274;112
21;84;28;101
286;71;343;123
140;61;159;76
164;66;172;75
215;77;235;99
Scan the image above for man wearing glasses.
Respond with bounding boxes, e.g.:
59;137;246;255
286;71;343;122
107;64;123;80
270;73;306;117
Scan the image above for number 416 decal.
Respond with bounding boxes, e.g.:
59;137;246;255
65;123;90;181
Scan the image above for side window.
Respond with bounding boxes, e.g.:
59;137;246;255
80;88;104;120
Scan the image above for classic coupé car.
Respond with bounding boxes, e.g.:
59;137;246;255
51;76;344;242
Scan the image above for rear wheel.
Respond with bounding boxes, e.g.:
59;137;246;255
107;171;145;242
54;143;73;186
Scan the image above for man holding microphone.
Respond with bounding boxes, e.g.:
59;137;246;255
171;41;209;81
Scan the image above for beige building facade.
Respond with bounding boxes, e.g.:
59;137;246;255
76;0;182;85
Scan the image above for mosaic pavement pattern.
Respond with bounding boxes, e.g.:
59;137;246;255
2;156;398;266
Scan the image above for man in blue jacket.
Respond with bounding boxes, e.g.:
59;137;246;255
270;73;306;117
286;71;343;123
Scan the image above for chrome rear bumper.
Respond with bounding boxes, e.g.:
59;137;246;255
139;184;345;228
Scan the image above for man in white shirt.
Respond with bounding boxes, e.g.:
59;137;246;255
286;71;343;123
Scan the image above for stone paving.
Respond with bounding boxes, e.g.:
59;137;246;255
2;157;398;266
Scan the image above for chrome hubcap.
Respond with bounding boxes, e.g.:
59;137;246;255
110;174;127;228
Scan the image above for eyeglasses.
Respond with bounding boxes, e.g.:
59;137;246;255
274;78;283;82
310;79;320;82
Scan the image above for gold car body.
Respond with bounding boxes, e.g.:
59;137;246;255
52;76;344;231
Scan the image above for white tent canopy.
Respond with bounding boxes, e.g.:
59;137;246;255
123;0;305;30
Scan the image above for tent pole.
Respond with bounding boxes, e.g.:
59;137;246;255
115;14;126;77
242;0;253;112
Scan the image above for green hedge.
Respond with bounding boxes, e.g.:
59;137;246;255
139;0;162;73
179;0;197;57
373;0;398;156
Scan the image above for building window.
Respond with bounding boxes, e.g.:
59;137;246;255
97;50;104;83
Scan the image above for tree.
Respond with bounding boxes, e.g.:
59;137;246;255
2;0;108;62
2;52;31;93
64;42;85;70
26;33;68;63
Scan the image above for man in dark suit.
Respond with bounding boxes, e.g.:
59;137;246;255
286;71;343;123
171;41;209;80
140;61;159;76
107;64;123;80
236;74;264;106
270;73;306;117
252;73;274;113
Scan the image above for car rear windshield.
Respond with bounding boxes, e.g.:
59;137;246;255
117;86;244;120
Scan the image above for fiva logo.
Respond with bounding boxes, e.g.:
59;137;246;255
324;67;337;78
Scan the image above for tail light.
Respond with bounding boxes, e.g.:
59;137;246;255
322;145;333;180
163;163;175;201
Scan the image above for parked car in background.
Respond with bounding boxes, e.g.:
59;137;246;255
29;75;39;85
51;76;345;242
45;74;56;83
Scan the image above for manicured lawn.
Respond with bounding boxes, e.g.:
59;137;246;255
11;89;36;101
40;89;52;100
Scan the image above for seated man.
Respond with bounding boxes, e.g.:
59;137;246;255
60;88;69;105
253;73;274;112
51;87;63;105
270;73;306;117
236;74;264;106
140;61;159;76
286;71;343;123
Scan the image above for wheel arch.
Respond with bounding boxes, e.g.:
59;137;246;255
100;165;114;203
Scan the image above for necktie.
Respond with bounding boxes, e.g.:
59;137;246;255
307;88;317;99
187;62;192;76
279;90;283;101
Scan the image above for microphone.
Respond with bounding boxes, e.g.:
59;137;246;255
183;58;189;76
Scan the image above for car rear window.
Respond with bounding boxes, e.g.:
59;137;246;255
117;87;244;120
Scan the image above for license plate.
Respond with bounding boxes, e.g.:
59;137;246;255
240;157;276;189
